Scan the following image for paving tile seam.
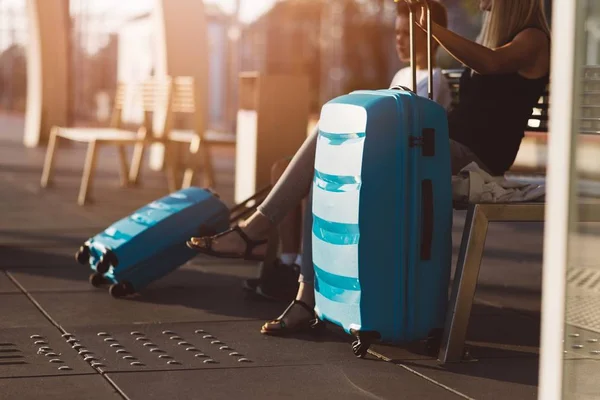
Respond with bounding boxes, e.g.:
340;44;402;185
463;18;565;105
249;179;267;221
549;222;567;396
3;271;130;399
366;349;475;400
0;372;98;381
102;363;325;375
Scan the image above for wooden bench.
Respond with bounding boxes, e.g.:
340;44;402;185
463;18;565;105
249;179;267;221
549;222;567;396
437;68;600;363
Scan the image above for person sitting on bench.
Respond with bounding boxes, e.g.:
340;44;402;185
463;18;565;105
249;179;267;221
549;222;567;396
187;0;551;336
240;0;453;303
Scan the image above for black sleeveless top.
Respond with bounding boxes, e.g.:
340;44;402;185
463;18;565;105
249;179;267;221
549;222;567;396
448;33;550;175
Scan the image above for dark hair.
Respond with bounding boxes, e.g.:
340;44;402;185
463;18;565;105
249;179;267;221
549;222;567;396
396;0;448;29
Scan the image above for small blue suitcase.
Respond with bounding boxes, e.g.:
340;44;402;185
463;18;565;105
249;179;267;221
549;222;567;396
312;2;453;357
75;187;230;297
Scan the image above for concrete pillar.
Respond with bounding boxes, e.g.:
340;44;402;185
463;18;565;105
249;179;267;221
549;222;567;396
149;0;209;170
24;0;69;148
234;72;310;203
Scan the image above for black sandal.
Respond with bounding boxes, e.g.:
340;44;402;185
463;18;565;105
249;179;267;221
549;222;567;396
186;225;268;261
260;299;315;336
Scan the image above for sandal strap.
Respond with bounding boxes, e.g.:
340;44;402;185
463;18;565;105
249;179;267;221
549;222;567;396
230;225;268;260
279;299;315;320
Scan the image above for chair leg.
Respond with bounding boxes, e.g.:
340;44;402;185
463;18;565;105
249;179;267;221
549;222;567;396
129;141;146;186
201;142;216;189
438;204;489;363
182;137;200;189
40;128;60;188
78;140;99;206
164;143;179;193
117;145;130;188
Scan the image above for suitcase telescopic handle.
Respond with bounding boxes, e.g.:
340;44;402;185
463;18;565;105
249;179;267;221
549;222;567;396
398;0;434;100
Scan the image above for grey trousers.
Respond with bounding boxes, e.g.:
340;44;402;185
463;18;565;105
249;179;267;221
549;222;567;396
257;128;489;283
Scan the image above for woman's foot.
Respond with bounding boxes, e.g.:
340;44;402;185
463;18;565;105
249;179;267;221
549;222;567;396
187;212;272;260
261;282;315;335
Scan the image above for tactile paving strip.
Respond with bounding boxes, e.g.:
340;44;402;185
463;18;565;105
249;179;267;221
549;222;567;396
0;327;94;377
566;294;600;333
567;266;600;293
563;325;600;360
69;321;353;372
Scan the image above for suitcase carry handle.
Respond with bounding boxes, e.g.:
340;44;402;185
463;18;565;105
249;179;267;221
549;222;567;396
399;0;435;100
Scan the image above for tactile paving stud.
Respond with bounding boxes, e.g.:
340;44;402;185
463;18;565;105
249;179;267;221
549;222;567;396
203;359;217;364
202;335;214;339
78;350;91;355
177;342;191;346
569;333;580;338
84;356;97;362
72;345;83;351
169;336;182;340
39;346;51;351
110;344;122;348
66;338;78;344
219;346;232;351
45;353;59;357
210;340;223;345
130;361;144;366
116;349;129;354
34;340;47;345
104;338;117;342
194;353;208;358
229;352;242;357
136;337;150;342
90;362;104;367
97;332;110;337
130;331;144;336
143;343;157;347
185;347;199;352
58;366;72;371
122;355;135;360
167;360;181;365
61;333;73;338
158;355;172;359
49;359;64;363
162;331;176;335
237;358;252;363
194;330;205;334
30;335;43;339
572;344;584;349
150;349;165;353
588;339;599;343
591;350;600;355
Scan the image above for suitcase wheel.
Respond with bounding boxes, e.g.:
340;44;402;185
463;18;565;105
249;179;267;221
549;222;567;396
89;273;109;288
75;246;90;265
350;330;381;359
109;282;134;298
96;251;118;274
96;258;111;274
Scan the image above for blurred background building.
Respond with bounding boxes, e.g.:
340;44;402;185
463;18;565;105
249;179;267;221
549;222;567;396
0;0;493;132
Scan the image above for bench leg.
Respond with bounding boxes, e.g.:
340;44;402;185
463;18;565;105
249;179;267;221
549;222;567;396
78;140;99;206
40;128;60;188
438;204;489;363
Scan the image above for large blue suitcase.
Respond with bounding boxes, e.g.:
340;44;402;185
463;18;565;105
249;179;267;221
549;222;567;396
75;187;230;297
312;87;453;357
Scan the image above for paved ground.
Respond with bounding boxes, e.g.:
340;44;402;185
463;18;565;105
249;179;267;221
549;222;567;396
0;113;549;399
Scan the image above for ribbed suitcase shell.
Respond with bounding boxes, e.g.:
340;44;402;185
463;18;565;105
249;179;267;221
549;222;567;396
312;89;452;343
85;187;229;291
